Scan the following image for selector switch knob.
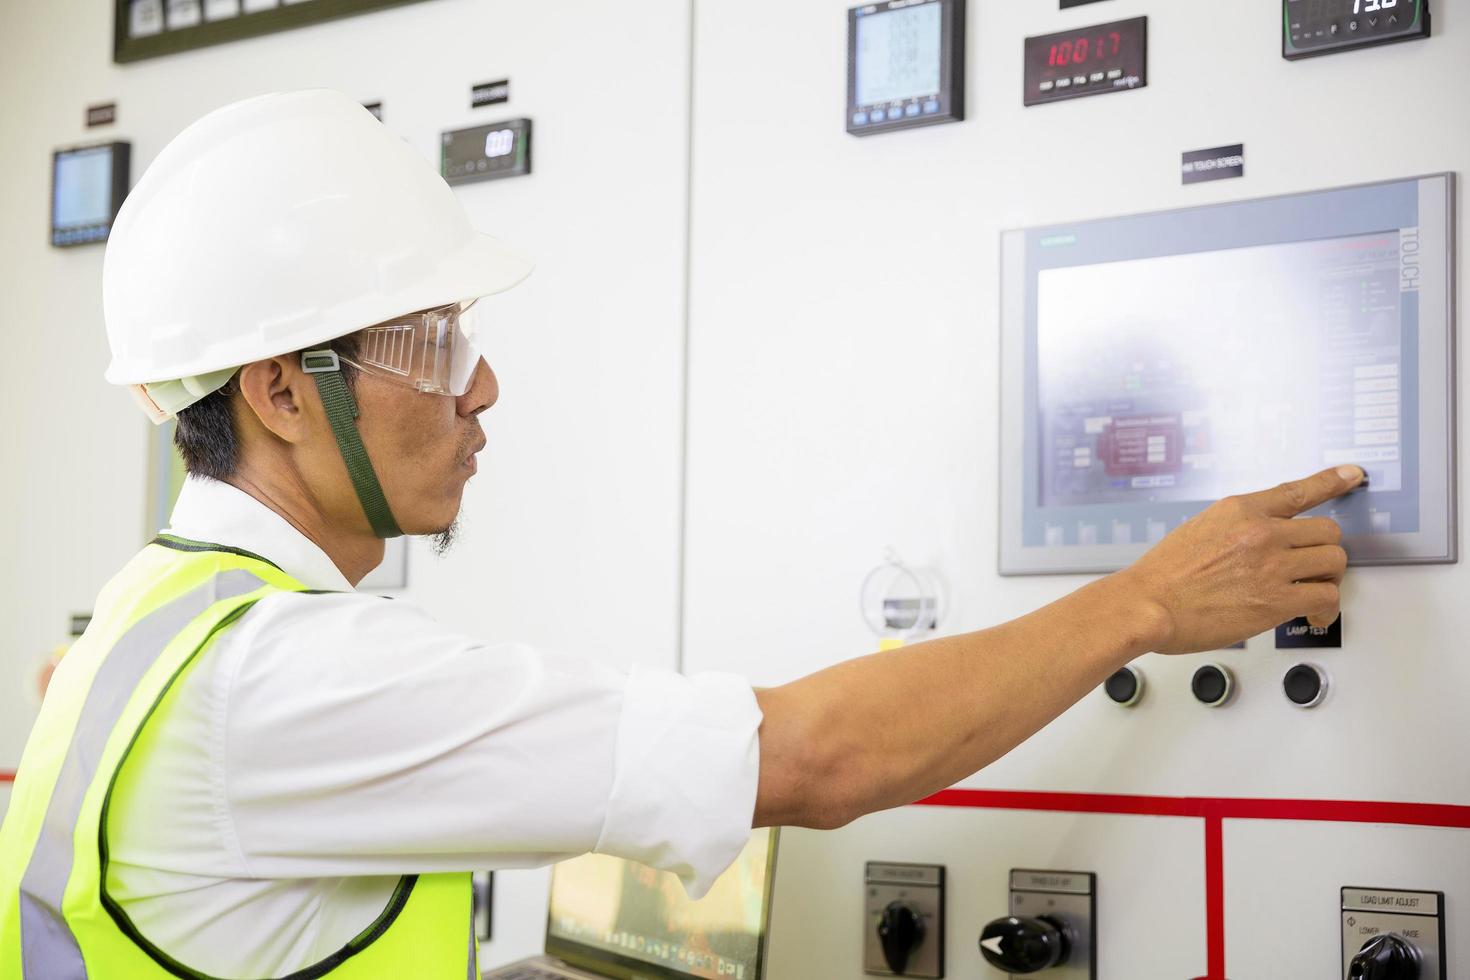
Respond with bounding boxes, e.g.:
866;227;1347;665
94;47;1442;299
1103;665;1144;706
1191;663;1235;707
1349;933;1422;980
877;901;925;975
1283;663;1328;708
978;915;1070;974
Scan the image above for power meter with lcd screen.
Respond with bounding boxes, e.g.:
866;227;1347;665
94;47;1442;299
441;118;531;186
51;142;130;247
847;0;964;136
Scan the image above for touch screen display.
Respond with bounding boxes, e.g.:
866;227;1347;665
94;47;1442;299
1000;175;1454;573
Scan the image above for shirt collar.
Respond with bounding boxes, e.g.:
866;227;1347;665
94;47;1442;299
165;476;355;593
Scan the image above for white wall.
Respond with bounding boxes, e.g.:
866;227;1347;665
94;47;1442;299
0;0;692;969
3;0;1468;977
684;0;1468;977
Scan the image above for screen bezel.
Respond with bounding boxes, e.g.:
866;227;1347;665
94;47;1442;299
542;829;780;980
846;0;965;137
50;141;131;248
998;174;1456;575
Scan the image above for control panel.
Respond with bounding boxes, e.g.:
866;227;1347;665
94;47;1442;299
1342;887;1446;979
864;862;945;977
1284;0;1430;59
979;870;1096;978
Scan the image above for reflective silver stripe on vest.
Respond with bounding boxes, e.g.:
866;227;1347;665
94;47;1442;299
18;570;266;980
467;905;476;980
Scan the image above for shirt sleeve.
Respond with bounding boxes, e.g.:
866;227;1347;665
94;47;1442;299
215;592;761;896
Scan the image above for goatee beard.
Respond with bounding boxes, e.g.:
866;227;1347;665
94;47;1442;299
429;520;459;556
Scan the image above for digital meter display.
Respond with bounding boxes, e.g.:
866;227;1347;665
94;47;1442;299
1023;17;1146;107
846;0;964;136
1283;0;1429;59
51;142;130;247
441;118;532;186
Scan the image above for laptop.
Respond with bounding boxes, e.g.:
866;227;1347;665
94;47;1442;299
485;828;778;980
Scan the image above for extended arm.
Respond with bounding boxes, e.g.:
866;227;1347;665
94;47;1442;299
754;464;1361;829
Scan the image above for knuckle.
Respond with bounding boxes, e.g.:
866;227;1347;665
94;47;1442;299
1277;480;1310;511
1331;546;1349;572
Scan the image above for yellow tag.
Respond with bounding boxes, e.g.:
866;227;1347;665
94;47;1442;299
878;637;905;652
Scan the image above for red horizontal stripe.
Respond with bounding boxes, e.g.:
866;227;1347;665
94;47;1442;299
915;787;1470;827
919;787;1200;817
0;771;13;783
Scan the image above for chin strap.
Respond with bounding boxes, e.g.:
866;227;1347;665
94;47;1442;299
301;349;403;539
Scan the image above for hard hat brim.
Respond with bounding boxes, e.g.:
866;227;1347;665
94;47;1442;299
104;231;534;386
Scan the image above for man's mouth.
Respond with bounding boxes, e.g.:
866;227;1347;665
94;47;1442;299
461;438;487;474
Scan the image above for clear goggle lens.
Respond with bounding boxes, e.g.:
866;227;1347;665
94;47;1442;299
346;300;485;397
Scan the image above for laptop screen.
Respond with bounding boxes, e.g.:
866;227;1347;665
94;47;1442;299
545;829;778;980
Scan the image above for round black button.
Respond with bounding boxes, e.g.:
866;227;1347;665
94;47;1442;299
1283;663;1328;708
1103;665;1143;706
1191;663;1233;706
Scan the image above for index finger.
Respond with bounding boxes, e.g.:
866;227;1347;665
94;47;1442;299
1240;465;1365;518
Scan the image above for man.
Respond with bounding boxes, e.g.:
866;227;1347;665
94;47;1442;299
0;90;1358;978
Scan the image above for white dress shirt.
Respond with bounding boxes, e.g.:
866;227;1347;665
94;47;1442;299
106;476;762;977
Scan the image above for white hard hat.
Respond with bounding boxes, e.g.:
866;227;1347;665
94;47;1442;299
103;89;533;393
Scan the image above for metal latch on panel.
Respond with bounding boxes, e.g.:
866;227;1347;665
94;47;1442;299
864;862;945;977
979;870;1095;978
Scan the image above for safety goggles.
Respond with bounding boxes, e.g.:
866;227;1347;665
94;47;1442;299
341;299;486;397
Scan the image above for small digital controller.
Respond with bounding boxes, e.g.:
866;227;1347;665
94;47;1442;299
1023;16;1146;107
441;118;531;186
51;142;130;248
846;0;964;136
1284;0;1429;59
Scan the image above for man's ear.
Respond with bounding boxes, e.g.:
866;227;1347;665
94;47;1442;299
236;355;315;443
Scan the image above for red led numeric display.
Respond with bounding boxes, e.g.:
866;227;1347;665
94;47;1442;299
1024;16;1147;106
1045;30;1122;67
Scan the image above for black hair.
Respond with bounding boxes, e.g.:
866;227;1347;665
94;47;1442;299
173;334;360;480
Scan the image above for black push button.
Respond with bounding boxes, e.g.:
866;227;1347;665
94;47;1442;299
1283;663;1328;708
1103;665;1143;706
1191;663;1233;707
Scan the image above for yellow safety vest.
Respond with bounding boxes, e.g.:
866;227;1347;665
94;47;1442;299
0;536;476;979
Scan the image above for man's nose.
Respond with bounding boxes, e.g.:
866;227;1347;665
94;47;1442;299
458;357;498;417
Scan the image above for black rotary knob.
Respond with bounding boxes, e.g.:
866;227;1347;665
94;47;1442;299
1349;934;1422;980
978;915;1069;973
877;901;925;975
